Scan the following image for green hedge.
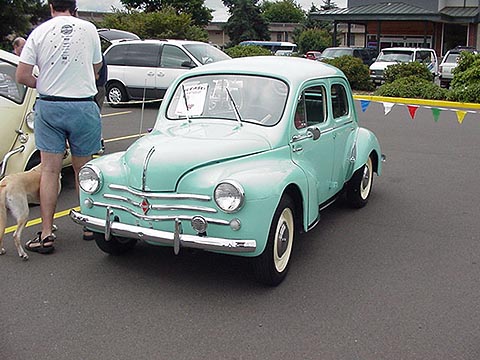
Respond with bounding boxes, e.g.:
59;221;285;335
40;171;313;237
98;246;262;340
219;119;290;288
224;45;272;58
383;62;432;83
374;76;448;100
323;56;374;91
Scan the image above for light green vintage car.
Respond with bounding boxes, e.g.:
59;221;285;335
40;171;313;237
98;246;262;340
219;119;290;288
70;56;384;285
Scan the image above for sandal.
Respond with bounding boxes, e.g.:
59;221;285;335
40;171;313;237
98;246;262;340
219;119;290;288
25;232;56;254
83;227;94;241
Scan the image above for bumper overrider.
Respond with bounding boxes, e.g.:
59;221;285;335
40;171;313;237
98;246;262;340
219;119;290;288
69;208;257;255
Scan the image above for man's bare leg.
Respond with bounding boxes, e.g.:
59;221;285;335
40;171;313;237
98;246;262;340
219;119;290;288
39;152;64;241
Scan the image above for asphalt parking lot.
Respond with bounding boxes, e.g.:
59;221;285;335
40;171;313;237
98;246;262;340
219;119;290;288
1;99;479;360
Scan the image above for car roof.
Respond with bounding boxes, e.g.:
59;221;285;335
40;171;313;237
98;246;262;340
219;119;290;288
97;28;140;42
108;39;212;46
380;47;434;52
183;56;343;81
0;49;19;65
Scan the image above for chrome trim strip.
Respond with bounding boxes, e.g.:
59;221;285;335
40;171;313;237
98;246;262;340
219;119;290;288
108;184;211;201
103;194;217;213
90;200;230;225
142;146;155;191
70;209;256;253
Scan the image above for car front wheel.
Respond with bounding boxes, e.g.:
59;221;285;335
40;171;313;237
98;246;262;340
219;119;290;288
253;195;295;286
106;82;127;107
93;231;137;255
346;155;374;208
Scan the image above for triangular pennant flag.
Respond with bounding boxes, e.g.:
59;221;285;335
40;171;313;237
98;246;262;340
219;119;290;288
383;102;395;115
431;108;441;122
360;100;370;112
456;110;467;124
407;105;419;119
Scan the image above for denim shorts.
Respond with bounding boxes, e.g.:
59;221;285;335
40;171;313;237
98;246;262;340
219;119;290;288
34;98;102;157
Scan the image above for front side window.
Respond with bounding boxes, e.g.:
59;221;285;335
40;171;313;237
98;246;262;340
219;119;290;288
161;45;192;68
331;84;349;119
0;60;26;104
165;75;288;126
294;86;327;129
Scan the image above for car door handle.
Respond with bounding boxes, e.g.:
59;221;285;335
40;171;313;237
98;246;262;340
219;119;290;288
292;145;303;153
157;72;165;77
147;71;155;76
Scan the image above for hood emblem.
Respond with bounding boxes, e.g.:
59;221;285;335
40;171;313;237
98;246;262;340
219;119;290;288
140;198;150;215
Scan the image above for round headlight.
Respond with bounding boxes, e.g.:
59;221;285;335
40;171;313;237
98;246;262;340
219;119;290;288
214;180;244;213
26;111;35;130
78;165;102;194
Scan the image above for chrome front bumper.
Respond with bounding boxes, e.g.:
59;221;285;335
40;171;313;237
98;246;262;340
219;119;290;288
70;209;257;254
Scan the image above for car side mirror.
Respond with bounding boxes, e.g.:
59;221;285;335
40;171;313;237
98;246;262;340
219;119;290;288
181;60;196;69
307;127;321;140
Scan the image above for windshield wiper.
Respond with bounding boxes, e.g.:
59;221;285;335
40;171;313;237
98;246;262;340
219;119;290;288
225;88;242;127
181;84;191;123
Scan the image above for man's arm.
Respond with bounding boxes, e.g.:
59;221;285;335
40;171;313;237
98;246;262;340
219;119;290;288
93;61;102;79
16;62;36;88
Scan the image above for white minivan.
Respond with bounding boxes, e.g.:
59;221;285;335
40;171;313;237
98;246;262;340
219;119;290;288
104;39;231;107
369;47;438;85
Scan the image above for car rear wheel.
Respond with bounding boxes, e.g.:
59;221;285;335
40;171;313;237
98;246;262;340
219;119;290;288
93;231;137;255
106;82;127;107
253;195;295;286
346;155;374;208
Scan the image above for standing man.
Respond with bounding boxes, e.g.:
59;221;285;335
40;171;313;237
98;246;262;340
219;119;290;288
16;0;102;254
12;37;26;56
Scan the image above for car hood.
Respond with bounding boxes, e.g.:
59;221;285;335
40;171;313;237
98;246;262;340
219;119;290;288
122;123;271;191
369;61;399;70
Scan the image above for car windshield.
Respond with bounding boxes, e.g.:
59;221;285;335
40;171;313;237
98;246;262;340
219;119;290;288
443;52;460;64
166;74;288;126
0;59;26;104
321;48;352;58
377;50;414;62
183;44;231;65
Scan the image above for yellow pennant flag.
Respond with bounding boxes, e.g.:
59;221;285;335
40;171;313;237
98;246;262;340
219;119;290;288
456;110;467;124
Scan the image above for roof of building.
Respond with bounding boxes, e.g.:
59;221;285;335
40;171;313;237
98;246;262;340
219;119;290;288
311;2;479;23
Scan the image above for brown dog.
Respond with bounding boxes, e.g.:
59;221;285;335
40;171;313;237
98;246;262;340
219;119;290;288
0;164;61;260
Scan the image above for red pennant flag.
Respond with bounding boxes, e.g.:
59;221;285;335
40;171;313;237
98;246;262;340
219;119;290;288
407;105;419;120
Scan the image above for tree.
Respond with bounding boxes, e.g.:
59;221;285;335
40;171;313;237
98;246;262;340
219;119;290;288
99;7;208;42
261;0;306;23
296;28;330;54
0;0;48;50
222;0;270;46
120;0;212;26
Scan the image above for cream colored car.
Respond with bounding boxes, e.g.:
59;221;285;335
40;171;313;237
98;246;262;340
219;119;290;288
0;49;70;178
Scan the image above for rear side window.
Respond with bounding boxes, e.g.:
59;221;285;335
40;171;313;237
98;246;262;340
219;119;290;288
331;84;349;119
160;45;192;69
125;44;160;67
0;60;26;104
104;44;127;66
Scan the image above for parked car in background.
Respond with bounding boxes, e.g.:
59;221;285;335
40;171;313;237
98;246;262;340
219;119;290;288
104;39;231;107
369;47;438;85
318;47;376;66
70;56;384;286
0;50;70;178
305;51;322;60
439;46;478;88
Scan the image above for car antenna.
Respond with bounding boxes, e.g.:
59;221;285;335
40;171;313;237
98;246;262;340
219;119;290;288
225;88;242;127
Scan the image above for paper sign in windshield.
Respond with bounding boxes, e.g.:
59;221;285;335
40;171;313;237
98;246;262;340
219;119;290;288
175;84;208;117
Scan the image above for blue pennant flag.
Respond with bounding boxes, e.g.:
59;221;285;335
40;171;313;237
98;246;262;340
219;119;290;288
360;100;371;112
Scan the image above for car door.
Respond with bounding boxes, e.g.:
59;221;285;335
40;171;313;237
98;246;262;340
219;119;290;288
290;84;336;206
329;80;356;189
0;59;28;160
123;43;160;100
158;44;196;98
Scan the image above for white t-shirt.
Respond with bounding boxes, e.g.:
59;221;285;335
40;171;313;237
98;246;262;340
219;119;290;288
20;16;102;98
